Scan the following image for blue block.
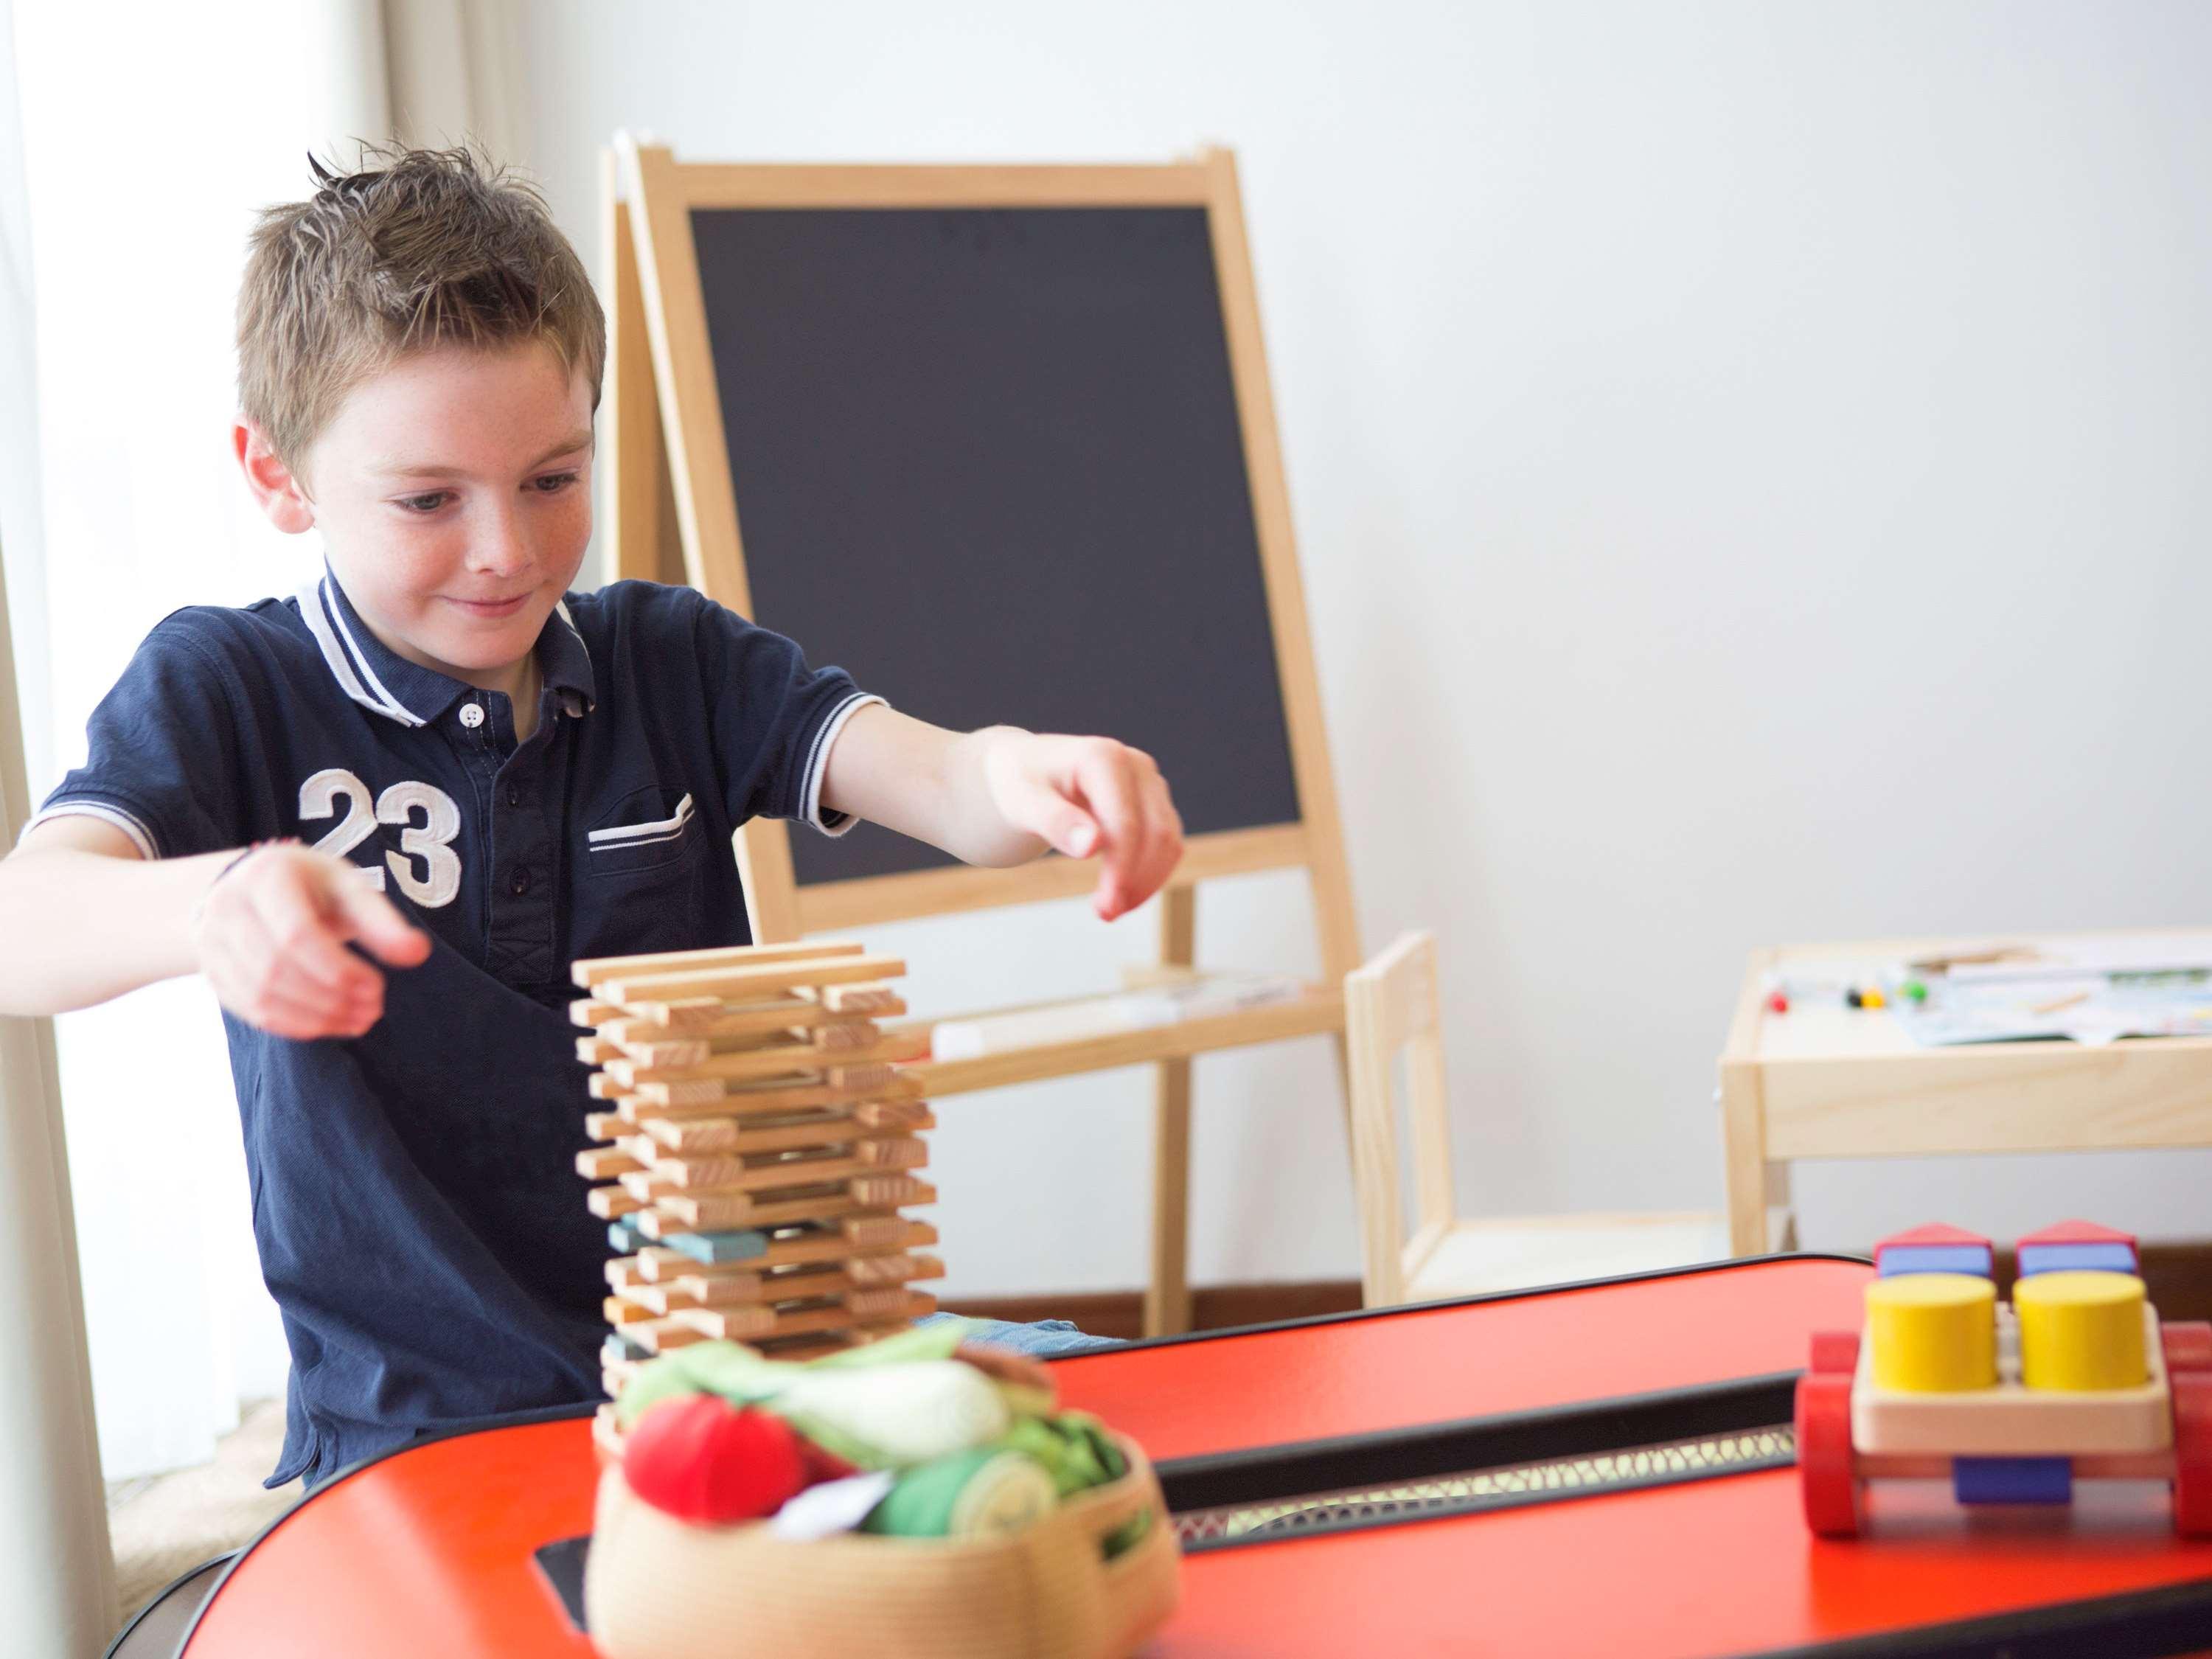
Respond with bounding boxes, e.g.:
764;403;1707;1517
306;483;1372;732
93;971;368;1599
1953;1456;2072;1505
2019;1242;2138;1276
607;1218;650;1253
1877;1244;1994;1278
602;1332;650;1365
662;1228;771;1265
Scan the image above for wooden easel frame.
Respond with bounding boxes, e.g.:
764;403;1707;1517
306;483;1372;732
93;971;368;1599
602;138;1360;1333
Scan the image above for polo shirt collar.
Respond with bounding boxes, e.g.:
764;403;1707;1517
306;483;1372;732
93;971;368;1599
295;568;597;728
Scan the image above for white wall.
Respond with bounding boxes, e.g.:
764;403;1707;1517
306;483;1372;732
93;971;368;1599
516;0;2212;1296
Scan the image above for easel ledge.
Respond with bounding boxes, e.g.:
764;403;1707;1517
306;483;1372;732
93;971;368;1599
600;137;1362;1334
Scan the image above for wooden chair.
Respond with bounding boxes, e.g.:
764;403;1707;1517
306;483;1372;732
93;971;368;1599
1346;932;1783;1307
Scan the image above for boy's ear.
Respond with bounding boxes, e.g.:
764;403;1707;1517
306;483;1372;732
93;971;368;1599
233;418;316;534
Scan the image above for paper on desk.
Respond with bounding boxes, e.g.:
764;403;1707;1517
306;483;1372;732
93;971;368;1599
1936;932;2212;983
1892;971;2212;1047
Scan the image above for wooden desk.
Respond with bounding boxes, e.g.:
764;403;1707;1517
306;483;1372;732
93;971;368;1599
1720;936;2212;1255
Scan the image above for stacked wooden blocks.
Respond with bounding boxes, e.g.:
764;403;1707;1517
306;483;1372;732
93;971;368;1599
571;940;943;1399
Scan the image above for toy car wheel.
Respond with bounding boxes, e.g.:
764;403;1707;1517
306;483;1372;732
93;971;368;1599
1796;1372;1860;1537
2163;1322;2212;1375
2174;1371;2212;1537
1809;1331;1861;1375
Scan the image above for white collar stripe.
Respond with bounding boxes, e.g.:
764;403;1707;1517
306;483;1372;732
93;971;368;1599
320;577;425;728
293;580;424;728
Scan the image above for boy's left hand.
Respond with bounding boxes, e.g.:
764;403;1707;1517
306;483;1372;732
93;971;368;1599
982;733;1184;920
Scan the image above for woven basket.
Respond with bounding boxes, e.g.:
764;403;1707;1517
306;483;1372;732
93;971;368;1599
583;1435;1182;1659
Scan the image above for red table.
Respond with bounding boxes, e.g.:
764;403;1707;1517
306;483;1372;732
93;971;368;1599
178;1257;2212;1658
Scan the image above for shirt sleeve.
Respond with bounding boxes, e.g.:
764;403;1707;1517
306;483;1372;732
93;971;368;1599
22;616;246;860
690;596;882;837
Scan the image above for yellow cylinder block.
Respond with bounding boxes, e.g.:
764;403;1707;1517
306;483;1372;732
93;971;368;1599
2015;1270;2147;1392
1867;1273;1997;1392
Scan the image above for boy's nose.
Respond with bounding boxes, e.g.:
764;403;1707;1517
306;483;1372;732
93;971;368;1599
465;508;530;577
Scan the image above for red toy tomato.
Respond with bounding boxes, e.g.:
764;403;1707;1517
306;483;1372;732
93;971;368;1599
622;1394;808;1525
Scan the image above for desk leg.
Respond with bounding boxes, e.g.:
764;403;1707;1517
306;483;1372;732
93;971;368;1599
1147;886;1197;1338
1719;1064;1769;1256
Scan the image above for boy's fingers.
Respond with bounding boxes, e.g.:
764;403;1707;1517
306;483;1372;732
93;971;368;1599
1001;768;1099;859
247;870;383;998
202;928;376;1039
328;876;433;968
1071;746;1145;885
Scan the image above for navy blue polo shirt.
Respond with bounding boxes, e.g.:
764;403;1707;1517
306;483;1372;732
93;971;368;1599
29;569;879;1487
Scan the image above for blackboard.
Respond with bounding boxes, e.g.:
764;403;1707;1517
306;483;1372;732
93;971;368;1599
689;206;1302;887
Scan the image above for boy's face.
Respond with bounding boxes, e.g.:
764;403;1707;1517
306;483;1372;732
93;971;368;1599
271;339;595;688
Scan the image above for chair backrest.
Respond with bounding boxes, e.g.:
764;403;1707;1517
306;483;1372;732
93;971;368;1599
1343;931;1456;1306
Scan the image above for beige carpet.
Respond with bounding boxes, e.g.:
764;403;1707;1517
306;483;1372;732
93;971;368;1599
107;1399;301;1630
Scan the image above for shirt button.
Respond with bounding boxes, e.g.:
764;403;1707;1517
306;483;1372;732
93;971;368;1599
459;702;485;728
504;784;521;807
509;867;532;897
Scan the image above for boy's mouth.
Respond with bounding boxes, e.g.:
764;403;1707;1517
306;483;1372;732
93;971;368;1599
447;593;532;619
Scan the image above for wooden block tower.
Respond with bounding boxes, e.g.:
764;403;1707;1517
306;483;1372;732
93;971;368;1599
569;940;943;1399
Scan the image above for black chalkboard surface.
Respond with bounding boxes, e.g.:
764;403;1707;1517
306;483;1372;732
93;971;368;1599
689;206;1301;888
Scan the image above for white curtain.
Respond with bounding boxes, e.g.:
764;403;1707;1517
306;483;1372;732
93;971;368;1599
8;0;524;1482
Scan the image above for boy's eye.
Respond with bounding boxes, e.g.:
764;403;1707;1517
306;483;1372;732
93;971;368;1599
396;491;451;515
532;471;581;495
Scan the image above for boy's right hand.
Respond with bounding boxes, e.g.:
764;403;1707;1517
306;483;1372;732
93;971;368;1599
191;844;432;1040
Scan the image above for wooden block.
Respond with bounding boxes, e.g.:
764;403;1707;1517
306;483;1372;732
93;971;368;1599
826;1063;897;1093
810;1019;883;1051
584;1111;625;1141
658;1146;928;1197
576;1147;644;1180
590;953;905;1006
677;1299;871;1343
587;1185;644;1220
854;1136;928;1169
630;1315;714;1354
845;1286;933;1321
845;1251;944;1287
845;1214;932;1249
575;1036;623;1065
655;1180;937;1234
639;1219;939;1279
587;1072;622;1100
602;995;901;1045
625;1070;927;1117
605;1034;917;1091
1852;1304;2174;1457
821;983;901;1014
616;1169;685;1203
847;1174;932;1207
642;1110;857;1155
571;998;625;1027
603;1294;654;1326
572;938;869;990
606;1250;691;1289
853;1100;934;1131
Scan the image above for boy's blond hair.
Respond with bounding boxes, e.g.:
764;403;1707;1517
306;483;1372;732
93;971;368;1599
238;144;605;470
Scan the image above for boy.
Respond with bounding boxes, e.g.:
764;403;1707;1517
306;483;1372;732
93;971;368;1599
0;147;1182;1488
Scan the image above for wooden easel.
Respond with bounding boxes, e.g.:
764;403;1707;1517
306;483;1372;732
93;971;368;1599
601;138;1360;1334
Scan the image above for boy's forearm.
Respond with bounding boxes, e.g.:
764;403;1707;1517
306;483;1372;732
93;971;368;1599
0;847;230;1014
820;709;1047;868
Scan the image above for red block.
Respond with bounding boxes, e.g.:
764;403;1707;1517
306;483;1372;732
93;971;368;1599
1873;1222;1992;1265
2019;1220;2139;1251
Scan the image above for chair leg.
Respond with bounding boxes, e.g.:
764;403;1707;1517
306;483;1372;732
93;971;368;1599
1145;886;1197;1337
